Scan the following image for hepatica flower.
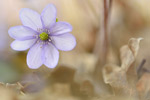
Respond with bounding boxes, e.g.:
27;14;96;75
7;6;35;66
8;4;76;69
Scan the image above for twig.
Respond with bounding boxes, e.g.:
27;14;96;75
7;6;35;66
137;59;146;75
109;0;112;13
143;68;150;73
100;0;109;63
94;0;112;76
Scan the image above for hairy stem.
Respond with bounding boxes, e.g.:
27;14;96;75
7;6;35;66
137;59;146;75
94;0;112;78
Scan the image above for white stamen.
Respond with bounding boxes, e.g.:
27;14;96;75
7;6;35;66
48;30;50;34
48;39;52;42
36;40;40;43
35;35;39;39
45;29;48;32
48;42;51;45
37;28;40;32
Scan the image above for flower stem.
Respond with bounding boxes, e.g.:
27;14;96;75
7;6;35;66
94;0;112;77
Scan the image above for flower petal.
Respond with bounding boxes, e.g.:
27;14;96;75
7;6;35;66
11;39;37;51
8;26;37;40
27;42;43;69
43;43;59;68
20;8;43;31
51;33;76;51
41;4;56;29
50;22;72;35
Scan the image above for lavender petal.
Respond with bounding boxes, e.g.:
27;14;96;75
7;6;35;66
41;4;56;29
43;43;59;68
11;39;37;51
8;26;37;40
20;8;43;31
27;42;43;69
51;33;76;51
50;22;72;35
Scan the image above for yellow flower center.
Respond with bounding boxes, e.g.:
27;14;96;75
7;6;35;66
56;18;58;22
39;32;49;41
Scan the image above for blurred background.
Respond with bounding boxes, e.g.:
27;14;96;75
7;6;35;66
0;0;150;100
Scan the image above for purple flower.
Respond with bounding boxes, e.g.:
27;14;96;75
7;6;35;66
8;4;76;69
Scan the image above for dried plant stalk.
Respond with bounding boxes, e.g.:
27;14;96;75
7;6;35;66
94;0;112;80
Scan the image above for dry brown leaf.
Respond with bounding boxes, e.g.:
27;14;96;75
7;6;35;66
103;38;142;97
120;38;143;72
128;38;143;57
126;38;143;86
103;38;142;84
120;45;134;72
103;64;127;88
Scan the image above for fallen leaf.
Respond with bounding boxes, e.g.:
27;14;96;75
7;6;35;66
103;38;143;97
